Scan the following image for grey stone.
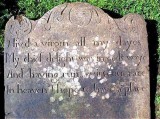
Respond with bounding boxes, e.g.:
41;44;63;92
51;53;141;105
4;2;150;119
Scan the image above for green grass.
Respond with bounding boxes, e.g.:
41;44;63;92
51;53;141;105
157;75;160;118
0;1;10;50
1;0;160;118
156;101;160;118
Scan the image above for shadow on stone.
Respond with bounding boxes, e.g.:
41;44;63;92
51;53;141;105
146;20;158;119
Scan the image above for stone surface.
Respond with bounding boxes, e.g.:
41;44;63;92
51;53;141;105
4;2;150;119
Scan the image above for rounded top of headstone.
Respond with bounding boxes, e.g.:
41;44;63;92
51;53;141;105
34;2;116;28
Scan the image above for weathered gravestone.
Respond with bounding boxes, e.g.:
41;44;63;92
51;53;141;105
5;2;150;119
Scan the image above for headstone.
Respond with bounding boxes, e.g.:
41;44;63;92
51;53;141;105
4;2;150;119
